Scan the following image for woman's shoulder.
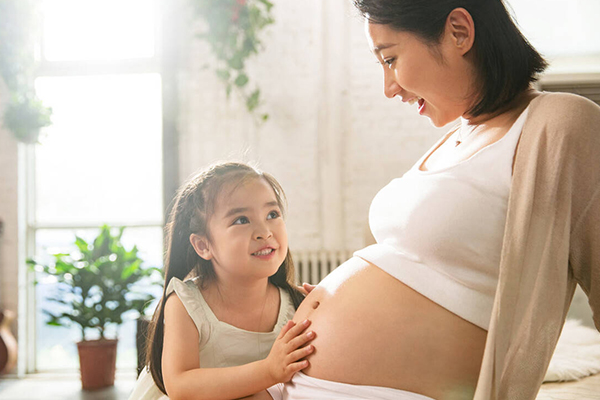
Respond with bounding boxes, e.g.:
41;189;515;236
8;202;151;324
524;91;600;145
528;91;600;124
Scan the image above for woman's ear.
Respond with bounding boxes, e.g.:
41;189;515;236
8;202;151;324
446;7;475;55
190;234;212;260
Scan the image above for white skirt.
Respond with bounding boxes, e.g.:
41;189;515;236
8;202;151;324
267;373;435;400
127;368;169;400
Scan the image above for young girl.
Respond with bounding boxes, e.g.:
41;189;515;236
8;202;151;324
129;162;314;400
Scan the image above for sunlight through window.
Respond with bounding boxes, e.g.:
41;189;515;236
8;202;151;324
41;0;156;61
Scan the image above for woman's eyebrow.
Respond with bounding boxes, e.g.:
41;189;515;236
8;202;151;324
373;43;396;52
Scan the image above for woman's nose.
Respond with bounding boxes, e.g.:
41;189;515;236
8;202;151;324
383;69;402;99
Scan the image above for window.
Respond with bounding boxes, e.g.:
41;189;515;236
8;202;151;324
509;0;600;57
29;0;163;372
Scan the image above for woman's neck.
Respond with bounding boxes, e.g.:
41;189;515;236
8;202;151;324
465;88;538;128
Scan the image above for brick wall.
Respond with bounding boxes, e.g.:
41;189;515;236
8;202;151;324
0;124;19;338
178;0;446;252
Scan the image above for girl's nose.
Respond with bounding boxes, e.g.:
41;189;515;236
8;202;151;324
254;225;273;240
383;69;402;99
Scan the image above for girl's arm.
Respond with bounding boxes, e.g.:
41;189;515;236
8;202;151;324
162;294;314;400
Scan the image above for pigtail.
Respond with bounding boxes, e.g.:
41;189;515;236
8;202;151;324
146;184;203;395
269;250;305;310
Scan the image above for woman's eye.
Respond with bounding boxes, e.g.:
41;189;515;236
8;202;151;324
267;210;280;220
383;58;395;68
232;216;249;225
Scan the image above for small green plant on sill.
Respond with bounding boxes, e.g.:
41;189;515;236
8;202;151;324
0;0;52;143
190;0;275;123
28;225;162;341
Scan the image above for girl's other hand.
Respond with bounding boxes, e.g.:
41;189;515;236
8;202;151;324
297;283;317;296
265;319;315;383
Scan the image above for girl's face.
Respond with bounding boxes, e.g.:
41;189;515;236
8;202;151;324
365;21;477;127
200;177;288;284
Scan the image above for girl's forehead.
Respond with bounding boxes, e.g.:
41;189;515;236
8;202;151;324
214;177;278;211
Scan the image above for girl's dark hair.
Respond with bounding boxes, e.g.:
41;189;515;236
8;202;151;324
145;161;304;395
353;0;548;117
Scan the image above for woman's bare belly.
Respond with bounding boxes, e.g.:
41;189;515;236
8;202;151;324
294;257;487;400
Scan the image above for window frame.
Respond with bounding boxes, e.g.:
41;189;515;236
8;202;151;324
20;0;169;374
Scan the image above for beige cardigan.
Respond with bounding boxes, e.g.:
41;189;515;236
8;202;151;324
473;92;600;399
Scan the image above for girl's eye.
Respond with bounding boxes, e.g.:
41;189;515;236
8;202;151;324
383;58;396;68
267;210;280;220
232;216;249;225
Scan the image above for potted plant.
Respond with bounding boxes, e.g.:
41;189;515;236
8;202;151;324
28;225;161;390
0;0;53;143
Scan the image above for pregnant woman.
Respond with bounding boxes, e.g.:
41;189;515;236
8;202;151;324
264;1;600;399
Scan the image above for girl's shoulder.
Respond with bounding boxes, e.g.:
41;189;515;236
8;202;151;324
166;276;200;297
165;277;218;333
166;276;203;309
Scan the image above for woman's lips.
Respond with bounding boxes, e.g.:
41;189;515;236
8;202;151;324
418;98;426;115
407;96;422;105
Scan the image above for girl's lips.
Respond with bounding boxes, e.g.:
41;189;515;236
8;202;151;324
251;248;276;257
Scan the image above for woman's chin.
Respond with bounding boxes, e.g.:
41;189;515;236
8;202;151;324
427;113;458;128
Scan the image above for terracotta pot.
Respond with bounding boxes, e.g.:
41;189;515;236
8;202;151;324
77;339;118;390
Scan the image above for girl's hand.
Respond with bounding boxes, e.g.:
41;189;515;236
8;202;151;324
265;319;315;383
297;283;317;296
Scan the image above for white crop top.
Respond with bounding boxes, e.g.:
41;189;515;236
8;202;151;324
354;107;529;330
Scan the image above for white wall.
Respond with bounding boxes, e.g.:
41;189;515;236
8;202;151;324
178;0;445;252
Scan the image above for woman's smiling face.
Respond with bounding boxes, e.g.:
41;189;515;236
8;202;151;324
365;20;478;127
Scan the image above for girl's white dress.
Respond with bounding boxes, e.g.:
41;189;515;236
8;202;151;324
128;277;296;399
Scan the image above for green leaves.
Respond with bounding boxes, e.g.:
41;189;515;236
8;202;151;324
191;0;274;122
0;0;53;143
246;89;260;111
3;94;52;143
234;73;249;88
28;225;163;341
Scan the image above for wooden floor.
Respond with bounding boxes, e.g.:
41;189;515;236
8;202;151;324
1;371;599;399
0;372;136;400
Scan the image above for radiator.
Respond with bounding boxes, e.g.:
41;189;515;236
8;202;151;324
291;250;354;285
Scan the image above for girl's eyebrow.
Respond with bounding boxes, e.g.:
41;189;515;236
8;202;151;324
224;207;249;218
223;201;279;218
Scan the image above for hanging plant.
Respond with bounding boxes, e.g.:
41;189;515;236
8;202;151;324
190;0;275;122
0;0;52;143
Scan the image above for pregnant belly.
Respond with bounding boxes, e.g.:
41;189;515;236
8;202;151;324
294;257;487;400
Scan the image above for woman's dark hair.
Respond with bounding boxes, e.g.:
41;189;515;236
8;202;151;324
145;161;304;395
353;0;548;117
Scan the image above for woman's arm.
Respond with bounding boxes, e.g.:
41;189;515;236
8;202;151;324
162;294;314;400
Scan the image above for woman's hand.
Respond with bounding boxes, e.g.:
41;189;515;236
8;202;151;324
297;283;317;296
265;319;315;383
